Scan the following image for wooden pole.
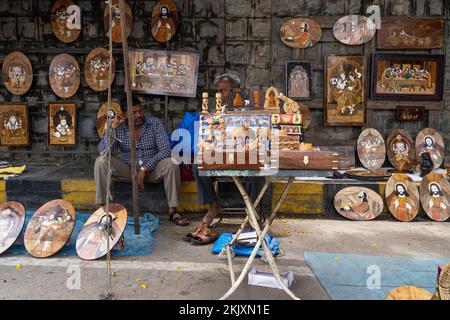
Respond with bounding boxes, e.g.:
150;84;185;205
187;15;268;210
119;0;140;234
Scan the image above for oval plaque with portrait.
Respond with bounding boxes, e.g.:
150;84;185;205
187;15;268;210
51;0;81;43
85;48;116;92
385;173;420;222
151;0;179;43
333;15;376;45
49;53;80;99
357;128;386;171
104;0;133;44
420;173;450;222
387;129;415;172
24;199;76;258
0;201;25;255
96;102;122;138
415;128;444;170
76;204;127;260
334;187;384;221
2;51;33;96
280;18;322;49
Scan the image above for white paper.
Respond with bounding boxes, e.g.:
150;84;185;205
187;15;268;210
248;267;294;289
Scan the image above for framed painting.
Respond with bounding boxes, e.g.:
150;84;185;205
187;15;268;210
2;51;33;96
334;187;383;221
333;15;376;45
377;17;444;49
286;61;312;100
85;48;116;92
385;173;420;222
129;49;200;98
0;104;29;146
104;0;133;44
49;103;76;146
49;53;80;99
325;55;366;126
51;0;81;43
280;18;322;49
370;53;444;101
151;0;179;43
420;173;450;222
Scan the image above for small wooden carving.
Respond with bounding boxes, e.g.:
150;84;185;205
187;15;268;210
215;92;222;114
232;88;245;108
201;92;209;114
264;87;280;112
278;93;300;113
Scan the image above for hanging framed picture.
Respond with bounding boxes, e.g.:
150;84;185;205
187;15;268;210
151;0;179;43
370;53;444;101
2;51;33;96
280;18;322;48
48;103;76;146
104;0;133;44
325;55;366;126
286;61;312;100
85;48;115;92
49;53;80;99
333;15;376;45
0;104;29;146
129;49;200;97
51;0;81;43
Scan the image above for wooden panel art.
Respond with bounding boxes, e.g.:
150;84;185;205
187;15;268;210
280;18;322;48
151;0;178;43
0;104;30;146
96;102;122;138
420;173;450;222
49;53;80;99
49;103;76;146
0;202;25;255
104;0;133;44
333;15;376;45
357;128;386;171
385;173;419;222
85;48;116;92
387;129;415;172
415;128;444;169
51;0;81;43
334;187;383;221
2;51;33;96
286;61;312;100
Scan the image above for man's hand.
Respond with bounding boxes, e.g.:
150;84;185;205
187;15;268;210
136;169;148;191
111;113;127;129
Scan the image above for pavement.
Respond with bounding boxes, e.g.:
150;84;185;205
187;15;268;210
0;214;449;300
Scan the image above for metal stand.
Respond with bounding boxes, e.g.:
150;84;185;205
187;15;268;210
219;176;299;300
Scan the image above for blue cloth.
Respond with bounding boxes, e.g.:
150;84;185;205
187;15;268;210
98;116;172;171
304;252;450;300
6;211;160;257
170;111;200;157
211;233;280;257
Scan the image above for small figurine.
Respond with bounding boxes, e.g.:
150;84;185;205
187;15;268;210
278;93;300;113
201;92;209;115
215;92;222;114
232;88;245;108
264;87;280;112
419;152;434;177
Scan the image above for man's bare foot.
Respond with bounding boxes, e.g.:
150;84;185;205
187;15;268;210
202;202;222;227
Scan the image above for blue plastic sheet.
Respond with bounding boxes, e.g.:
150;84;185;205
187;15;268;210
211;232;280;257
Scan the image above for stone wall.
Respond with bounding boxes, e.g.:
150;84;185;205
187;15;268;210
0;0;449;164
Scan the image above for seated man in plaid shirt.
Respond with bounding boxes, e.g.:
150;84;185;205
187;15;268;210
95;96;190;226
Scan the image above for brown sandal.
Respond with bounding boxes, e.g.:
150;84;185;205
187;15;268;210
169;212;190;226
183;224;203;242
191;226;219;245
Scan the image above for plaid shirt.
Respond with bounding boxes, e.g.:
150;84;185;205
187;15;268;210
98;116;171;171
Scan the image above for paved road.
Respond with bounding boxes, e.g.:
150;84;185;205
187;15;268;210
0;215;449;300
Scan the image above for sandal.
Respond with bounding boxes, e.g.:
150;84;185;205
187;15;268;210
169;212;190;226
191;226;219;245
183;224;203;242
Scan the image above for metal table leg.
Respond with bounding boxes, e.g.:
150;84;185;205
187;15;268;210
220;176;299;300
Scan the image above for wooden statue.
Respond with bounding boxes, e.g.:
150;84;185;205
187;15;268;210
252;89;261;108
215;92;222;114
264;87;280;112
233;88;245;108
201;92;209;115
278;93;300;113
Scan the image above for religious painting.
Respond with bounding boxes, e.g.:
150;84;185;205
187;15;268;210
385;173;420;222
420;173;450;222
48;103;76;146
49;53;80;99
0;104;29;146
129;49;200;97
325;55;366;126
103;0;133;44
280;18;322;49
333;15;376;45
334;187;383;221
76;204;127;260
377;17;444;49
151;0;178;43
85;48;116;92
0;202;25;255
2;51;33;96
96;102;122;138
51;0;81;43
286;61;312;100
387;129;415;172
415;128;444;169
249;87;264;109
357;128;386;171
24;199;76;258
370;54;444;101
264;87;280;112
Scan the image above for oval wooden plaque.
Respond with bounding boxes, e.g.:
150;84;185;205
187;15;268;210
280;18;322;49
96;102;122;138
0;201;25;255
387;129;415;172
51;0;81;43
415;128;444;170
385;173;419;222
76;204;127;260
420;173;450;222
385;286;433;300
49;53;80;99
357;128;386;171
104;0;133;44
333;15;376;45
85;48;116;92
2;51;33;96
151;0;179;43
334;187;383;221
24;199;76;258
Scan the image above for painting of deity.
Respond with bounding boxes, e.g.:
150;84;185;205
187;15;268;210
385;173;420;222
0;104;29;146
103;0;133;44
96;102;122;138
280;18;322;49
85;48;116;92
49;103;76;146
420;173;450;222
325;55;365;126
2;51;33;96
334;187;383;221
415;128;444;170
51;0;81;43
49;53;80;99
387;129;415;172
333;15;376;45
357;128;386;171
286;61;312;100
151;0;178;43
371;54;444;101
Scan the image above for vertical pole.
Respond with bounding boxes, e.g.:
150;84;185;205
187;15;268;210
164;95;169;128
119;0;140;234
